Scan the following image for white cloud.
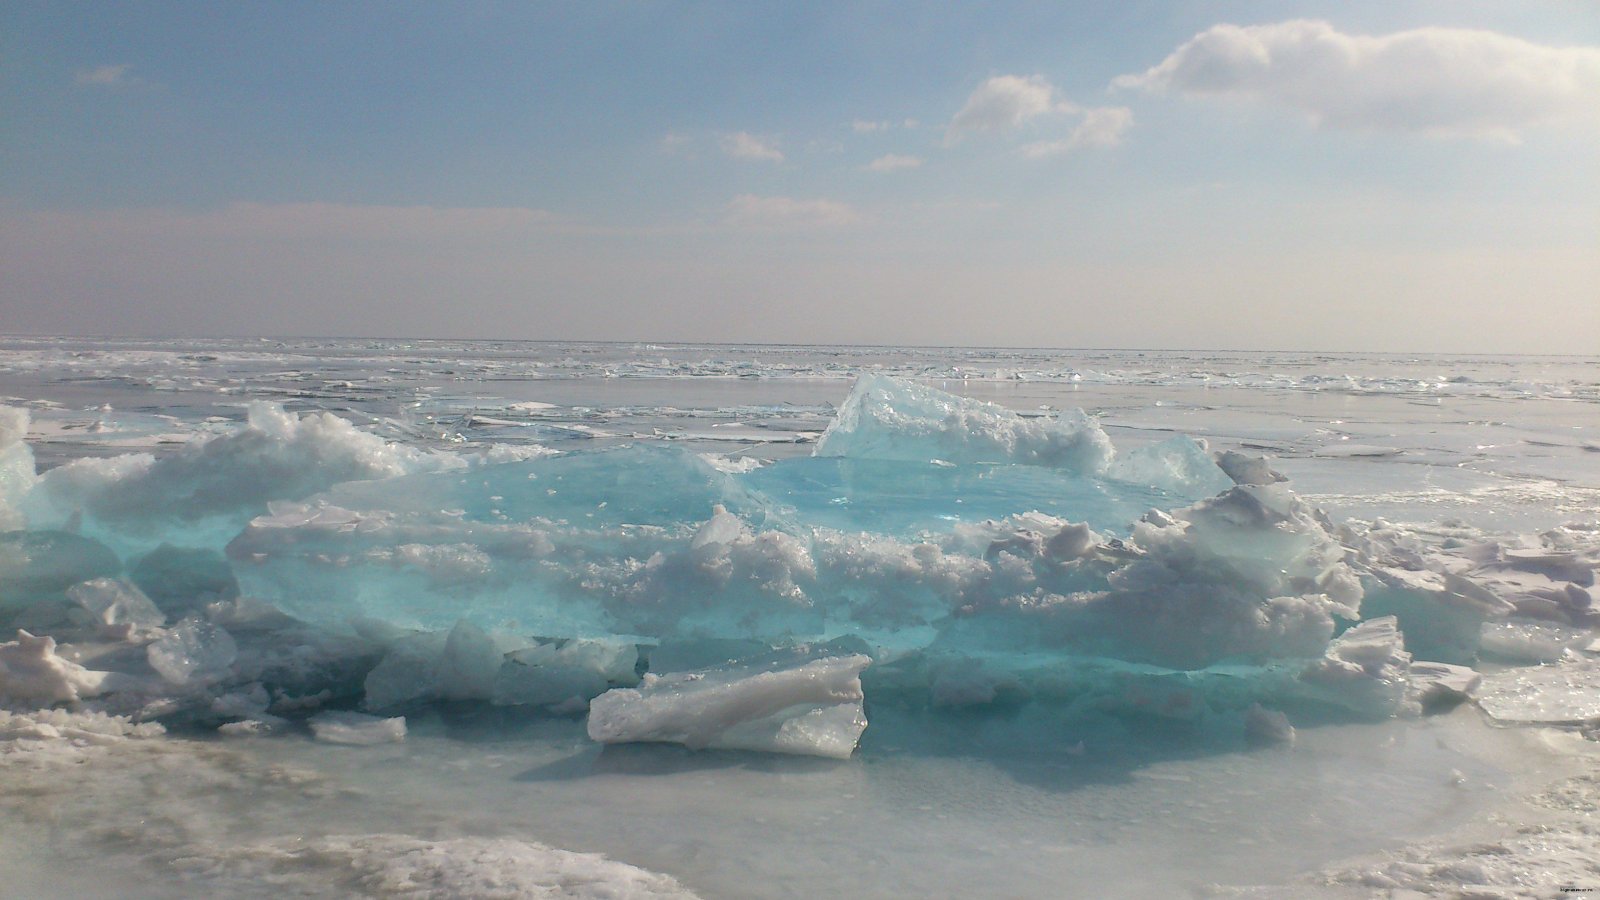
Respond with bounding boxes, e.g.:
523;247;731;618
1022;107;1134;158
947;75;1066;140
865;154;924;172
724;194;856;227
852;119;891;133
658;132;693;153
720;131;785;162
75;64;133;87
1115;20;1600;140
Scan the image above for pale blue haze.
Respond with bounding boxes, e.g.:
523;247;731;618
2;2;1597;350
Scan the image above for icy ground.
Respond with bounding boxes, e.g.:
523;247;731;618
2;338;1599;897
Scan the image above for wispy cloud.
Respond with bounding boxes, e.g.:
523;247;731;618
724;194;856;227
947;75;1066;141
720;131;785;162
75;64;134;87
1022;107;1133;157
1115;20;1600;141
865;153;924;172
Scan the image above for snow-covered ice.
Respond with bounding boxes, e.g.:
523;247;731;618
1;338;1598;897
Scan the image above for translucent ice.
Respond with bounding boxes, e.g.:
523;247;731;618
1475;655;1600;726
147;617;238;686
18;402;459;556
491;638;640;711
66;577;167;638
0;530;122;618
12;375;1569;736
1478;619;1592;664
1106;436;1233;498
587;653;871;758
364;620;526;709
129;545;240;617
232;474;1366;670
814;374;1113;472
0;407;36;531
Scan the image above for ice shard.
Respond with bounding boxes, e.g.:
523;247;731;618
587;653;870;758
814;374;1114;472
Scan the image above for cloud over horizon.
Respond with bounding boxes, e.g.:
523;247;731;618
1116;20;1600;141
723;194;857;228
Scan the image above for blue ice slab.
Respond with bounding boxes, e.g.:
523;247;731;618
321;443;782;530
0;530;122;615
16;403;457;557
1106;436;1234;498
741;456;1164;538
14;377;1555;736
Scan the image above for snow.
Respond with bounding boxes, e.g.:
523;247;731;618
176;833;702;899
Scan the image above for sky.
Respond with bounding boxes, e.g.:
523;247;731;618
2;1;1597;353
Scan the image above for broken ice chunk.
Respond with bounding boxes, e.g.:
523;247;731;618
1106;436;1233;498
66;577;166;638
815;374;1113;472
147;616;238;686
1406;661;1481;711
0;629;130;704
1478;619;1590;664
1297;616;1416;716
364;621;532;710
309;710;408;745
587;654;871;759
19;401;457;556
1213;450;1288;487
1475;656;1600;727
0;407;37;531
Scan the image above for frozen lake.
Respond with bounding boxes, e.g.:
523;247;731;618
2;337;1598;898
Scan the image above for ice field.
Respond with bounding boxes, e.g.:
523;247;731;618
2;337;1598;898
